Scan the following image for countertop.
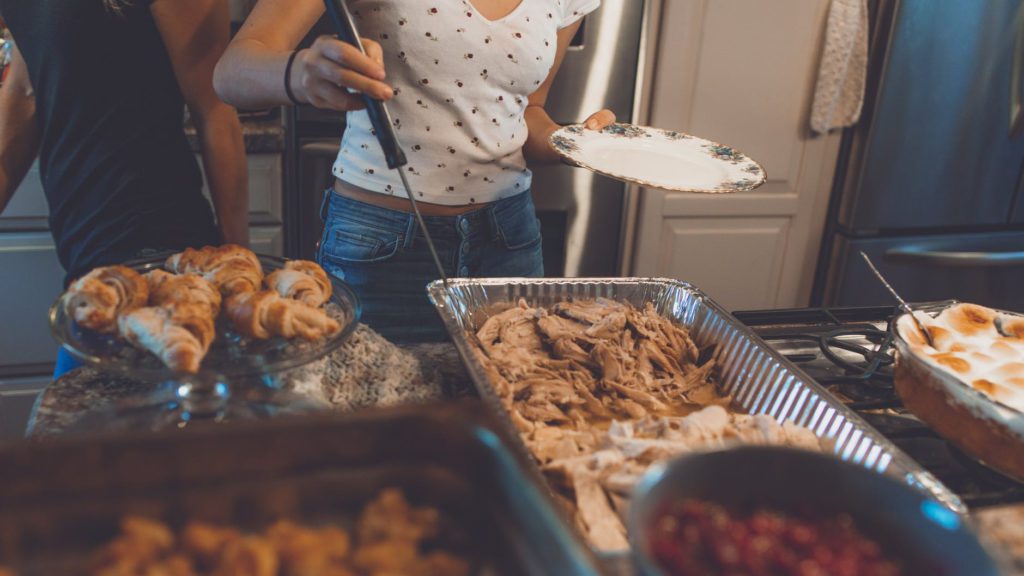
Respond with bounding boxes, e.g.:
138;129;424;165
27;324;473;437
19;324;1024;573
184;111;284;154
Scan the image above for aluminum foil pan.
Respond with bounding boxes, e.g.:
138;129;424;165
428;278;965;522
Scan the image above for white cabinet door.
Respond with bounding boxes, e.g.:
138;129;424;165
0;233;64;369
250;226;284;257
632;0;842;308
199;153;283;226
656;216;790;310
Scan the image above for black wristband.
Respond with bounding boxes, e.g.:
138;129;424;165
284;50;301;106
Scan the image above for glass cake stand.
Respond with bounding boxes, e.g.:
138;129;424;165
49;252;361;432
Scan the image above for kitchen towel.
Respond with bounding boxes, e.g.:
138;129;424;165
810;0;868;134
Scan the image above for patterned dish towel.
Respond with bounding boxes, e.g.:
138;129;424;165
810;0;869;134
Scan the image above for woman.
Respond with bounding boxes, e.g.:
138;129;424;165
216;0;613;342
0;0;249;377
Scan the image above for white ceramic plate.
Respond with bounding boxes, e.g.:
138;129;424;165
550;123;766;193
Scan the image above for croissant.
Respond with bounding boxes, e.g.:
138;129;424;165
166;244;263;296
264;260;333;307
224;290;340;341
64;265;149;333
118;303;215;373
145;270;222;317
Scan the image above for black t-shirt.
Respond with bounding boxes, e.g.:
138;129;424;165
1;0;220;283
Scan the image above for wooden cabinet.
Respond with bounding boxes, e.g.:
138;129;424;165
630;0;843;310
655;215;790;309
199;153;284;256
199;153;283;226
250;225;284;257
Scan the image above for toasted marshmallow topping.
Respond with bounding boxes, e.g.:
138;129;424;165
897;303;1024;412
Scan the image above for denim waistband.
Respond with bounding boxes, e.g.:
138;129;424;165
320;188;532;245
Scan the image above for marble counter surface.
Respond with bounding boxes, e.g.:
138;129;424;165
28;324;473;437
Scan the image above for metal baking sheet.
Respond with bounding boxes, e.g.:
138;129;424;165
0;402;601;575
428;278;966;522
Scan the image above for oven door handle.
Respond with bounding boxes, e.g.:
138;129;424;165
885;246;1024;267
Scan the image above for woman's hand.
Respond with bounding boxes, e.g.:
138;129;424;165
582;109;616;130
290;35;394;111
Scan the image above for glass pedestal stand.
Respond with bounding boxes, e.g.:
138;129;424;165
66;372;326;433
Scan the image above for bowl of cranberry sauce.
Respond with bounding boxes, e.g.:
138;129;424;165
628;447;999;576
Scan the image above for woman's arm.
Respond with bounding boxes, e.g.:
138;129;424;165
523;20;615;164
214;0;391;111
0;38;40;214
151;0;249;246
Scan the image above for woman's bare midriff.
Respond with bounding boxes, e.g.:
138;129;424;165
333;179;491;216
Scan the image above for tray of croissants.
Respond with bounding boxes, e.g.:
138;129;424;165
50;245;359;378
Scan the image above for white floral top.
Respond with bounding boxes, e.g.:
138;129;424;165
333;0;599;205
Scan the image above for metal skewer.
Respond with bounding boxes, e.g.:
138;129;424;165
322;0;450;289
859;251;934;347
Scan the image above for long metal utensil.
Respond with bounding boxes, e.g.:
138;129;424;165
322;0;450;289
859;251;935;347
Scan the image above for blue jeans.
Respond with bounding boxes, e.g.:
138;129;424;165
54;347;84;380
318;190;544;343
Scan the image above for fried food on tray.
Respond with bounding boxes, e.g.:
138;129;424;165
472;298;825;551
90;516;184;575
265;260;333;308
224;290;340;342
146;269;222;318
64;265;149;333
267;520;350;575
118;304;215;374
217;536;279;576
88;490;469;576
181;523;241;570
166;244;264;297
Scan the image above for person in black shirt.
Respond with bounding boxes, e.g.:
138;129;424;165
0;0;248;378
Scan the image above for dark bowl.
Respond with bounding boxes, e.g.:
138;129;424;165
629;447;999;576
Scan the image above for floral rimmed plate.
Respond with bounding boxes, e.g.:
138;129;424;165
550;123;766;193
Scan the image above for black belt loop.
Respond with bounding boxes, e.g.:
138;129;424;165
319;188;332;222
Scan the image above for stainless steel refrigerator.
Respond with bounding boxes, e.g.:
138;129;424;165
285;0;649;277
814;0;1024;311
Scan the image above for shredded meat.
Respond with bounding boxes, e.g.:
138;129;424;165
472;298;825;552
476;299;713;429
543;406;827;550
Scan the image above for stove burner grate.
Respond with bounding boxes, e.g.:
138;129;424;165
735;305;1024;509
757;320;898;406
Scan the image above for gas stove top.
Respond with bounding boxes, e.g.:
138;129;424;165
733;306;1024;510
